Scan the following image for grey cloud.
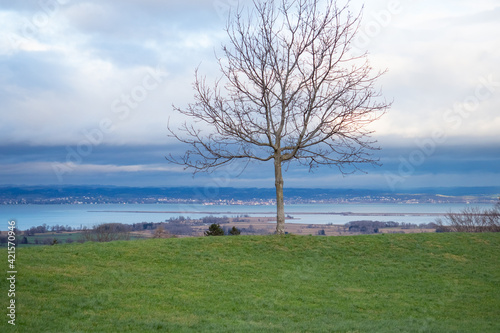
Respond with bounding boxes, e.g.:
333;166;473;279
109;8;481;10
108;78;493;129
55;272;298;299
1;142;499;188
0;0;52;12
88;39;160;68
59;1;225;69
0;50;73;94
64;1;224;36
1;0;499;188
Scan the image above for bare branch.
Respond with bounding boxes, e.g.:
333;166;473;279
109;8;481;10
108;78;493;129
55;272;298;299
168;0;391;233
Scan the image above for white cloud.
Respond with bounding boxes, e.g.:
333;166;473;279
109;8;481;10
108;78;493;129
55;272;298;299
361;1;500;141
0;161;184;175
0;0;499;188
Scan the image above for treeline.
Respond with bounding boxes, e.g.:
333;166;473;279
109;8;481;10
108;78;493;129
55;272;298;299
23;224;76;235
344;221;437;234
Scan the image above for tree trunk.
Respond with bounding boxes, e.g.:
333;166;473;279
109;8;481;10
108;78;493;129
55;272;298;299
274;157;285;235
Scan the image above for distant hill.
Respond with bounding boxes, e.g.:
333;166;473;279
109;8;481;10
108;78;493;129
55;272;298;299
0;185;499;204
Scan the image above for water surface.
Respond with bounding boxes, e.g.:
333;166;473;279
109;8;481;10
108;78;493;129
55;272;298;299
0;202;490;230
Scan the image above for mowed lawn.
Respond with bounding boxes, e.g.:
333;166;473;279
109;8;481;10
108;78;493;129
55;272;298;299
1;233;499;332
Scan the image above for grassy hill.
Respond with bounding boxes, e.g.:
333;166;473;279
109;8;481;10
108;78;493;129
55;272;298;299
2;233;499;332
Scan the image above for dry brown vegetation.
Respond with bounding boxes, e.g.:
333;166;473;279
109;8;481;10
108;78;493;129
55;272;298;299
436;200;500;232
131;216;436;238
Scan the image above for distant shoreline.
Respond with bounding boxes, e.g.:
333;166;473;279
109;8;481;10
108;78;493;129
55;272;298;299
88;210;449;217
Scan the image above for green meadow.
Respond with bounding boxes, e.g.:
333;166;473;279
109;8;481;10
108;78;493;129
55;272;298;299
1;233;499;332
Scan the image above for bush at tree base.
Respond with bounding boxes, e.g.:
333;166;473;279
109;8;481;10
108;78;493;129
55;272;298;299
204;223;225;236
229;226;241;235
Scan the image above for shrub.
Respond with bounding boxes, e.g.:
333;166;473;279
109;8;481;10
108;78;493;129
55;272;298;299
436;200;500;232
42;238;54;245
229;226;241;235
204;223;224;236
152;226;177;238
82;223;131;242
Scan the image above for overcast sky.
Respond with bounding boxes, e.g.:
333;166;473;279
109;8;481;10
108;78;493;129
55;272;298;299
0;0;499;191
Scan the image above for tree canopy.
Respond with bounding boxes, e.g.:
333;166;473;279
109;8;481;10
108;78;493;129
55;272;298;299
168;0;390;234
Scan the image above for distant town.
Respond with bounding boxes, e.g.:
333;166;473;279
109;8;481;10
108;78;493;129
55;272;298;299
1;185;498;205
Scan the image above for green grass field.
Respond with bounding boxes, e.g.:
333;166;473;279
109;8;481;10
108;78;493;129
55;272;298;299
1;233;499;332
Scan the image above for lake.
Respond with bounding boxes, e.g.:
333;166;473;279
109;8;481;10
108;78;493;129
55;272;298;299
0;202;491;230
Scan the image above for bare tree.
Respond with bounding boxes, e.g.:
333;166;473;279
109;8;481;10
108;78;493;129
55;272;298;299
436;199;500;233
168;0;390;234
152;226;177;238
